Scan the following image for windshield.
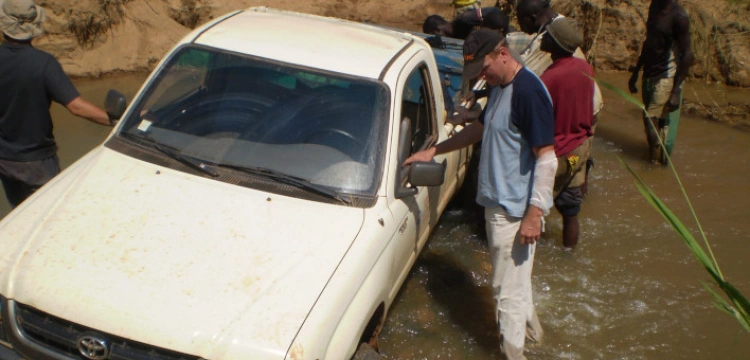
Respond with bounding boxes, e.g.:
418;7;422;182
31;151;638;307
111;45;390;198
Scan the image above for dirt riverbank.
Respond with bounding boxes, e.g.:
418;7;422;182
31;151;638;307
4;0;749;127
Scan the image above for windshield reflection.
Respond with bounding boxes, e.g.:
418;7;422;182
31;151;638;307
110;45;389;197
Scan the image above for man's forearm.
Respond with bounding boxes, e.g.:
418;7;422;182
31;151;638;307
672;54;693;93
434;121;483;155
529;146;557;216
672;15;693;93
632;52;644;74
66;97;111;126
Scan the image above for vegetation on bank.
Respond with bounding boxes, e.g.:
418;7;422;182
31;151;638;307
1;0;747;129
553;0;750;87
68;0;132;48
2;0;745;88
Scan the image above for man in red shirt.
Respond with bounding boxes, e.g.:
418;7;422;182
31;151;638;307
539;17;594;250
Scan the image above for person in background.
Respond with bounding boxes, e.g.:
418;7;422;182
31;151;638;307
423;6;510;40
511;0;603;196
539;17;595;250
404;29;556;360
0;0;113;208
628;0;693;165
452;0;482;16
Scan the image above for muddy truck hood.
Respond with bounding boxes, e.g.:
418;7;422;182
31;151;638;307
0;147;365;359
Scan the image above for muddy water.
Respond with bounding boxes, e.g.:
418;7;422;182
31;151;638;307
379;72;750;359
1;73;748;359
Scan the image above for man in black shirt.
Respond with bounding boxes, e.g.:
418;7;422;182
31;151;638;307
628;0;693;165
0;0;113;208
422;7;510;39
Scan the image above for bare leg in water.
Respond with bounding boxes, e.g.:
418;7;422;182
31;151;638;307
644;116;665;164
562;215;579;249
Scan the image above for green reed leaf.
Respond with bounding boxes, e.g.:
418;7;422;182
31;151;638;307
619;159;714;270
594;78;647;112
619;156;750;332
604;75;750;333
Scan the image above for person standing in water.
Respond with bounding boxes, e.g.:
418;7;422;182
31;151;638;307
539;17;595;250
405;29;556;360
628;0;693;165
0;0;113;208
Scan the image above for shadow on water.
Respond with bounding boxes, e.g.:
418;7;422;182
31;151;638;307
380;206;505;359
419;246;500;353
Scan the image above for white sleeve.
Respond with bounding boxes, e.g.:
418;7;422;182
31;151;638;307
529;150;557;216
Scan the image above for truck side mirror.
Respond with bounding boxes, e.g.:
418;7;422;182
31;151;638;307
395;116;418;199
105;89;128;120
408;160;446;187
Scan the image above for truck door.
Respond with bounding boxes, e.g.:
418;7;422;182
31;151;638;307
388;61;441;298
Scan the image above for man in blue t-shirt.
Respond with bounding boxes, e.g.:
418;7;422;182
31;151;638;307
404;29;557;360
0;0;113;208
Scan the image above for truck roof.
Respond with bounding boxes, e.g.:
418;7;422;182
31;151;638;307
193;7;415;80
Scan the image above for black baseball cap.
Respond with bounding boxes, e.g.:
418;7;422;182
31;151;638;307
462;29;505;81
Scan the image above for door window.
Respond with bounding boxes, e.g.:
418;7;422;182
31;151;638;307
400;64;437;155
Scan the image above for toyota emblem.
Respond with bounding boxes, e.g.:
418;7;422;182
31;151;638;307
77;335;109;360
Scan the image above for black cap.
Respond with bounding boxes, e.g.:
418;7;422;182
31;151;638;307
462;29;505;81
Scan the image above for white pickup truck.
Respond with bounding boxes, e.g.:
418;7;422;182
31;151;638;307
0;7;474;360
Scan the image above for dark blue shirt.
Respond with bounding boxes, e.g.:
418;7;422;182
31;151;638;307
0;42;79;161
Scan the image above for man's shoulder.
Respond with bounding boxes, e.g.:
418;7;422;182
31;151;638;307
1;43;55;61
515;68;546;91
673;2;689;15
562;57;594;72
506;31;535;54
513;68;551;103
481;6;501;15
673;3;690;26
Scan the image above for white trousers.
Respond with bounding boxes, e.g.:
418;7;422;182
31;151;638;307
485;206;544;360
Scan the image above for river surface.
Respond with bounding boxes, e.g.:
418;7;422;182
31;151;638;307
0;72;748;359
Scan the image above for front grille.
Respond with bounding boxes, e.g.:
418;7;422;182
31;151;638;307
14;302;201;360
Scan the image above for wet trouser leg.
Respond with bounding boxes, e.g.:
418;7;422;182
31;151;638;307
662;92;682;156
485;206;542;360
0;156;60;208
642;76;682;164
643;116;660;150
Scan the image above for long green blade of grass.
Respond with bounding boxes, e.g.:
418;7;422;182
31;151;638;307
704;283;750;332
703;283;750;332
617;148;750;333
595;77;722;277
620;159;714;271
599;77;749;332
595;78;647;112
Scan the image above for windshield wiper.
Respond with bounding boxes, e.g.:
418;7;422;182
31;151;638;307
120;132;219;177
217;164;351;205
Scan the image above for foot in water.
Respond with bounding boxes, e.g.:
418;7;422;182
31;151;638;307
650;124;669;166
